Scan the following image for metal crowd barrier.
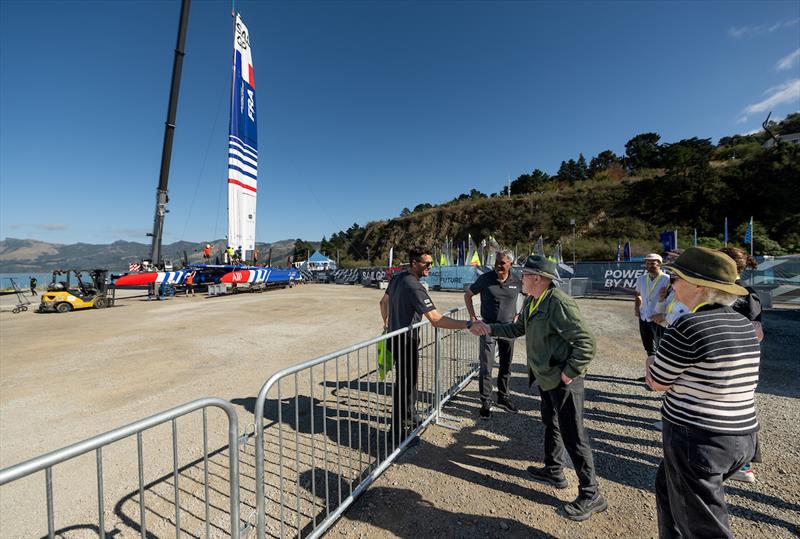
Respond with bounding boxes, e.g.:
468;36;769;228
253;306;479;539
0;398;242;539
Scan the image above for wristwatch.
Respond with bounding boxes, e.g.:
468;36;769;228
466;320;474;329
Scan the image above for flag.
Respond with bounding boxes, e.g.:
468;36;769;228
724;217;728;246
128;262;141;273
388;246;394;268
228;13;258;258
744;217;753;244
457;241;465;266
623;242;631;262
616;241;621;262
660;231;676;252
534;236;544;256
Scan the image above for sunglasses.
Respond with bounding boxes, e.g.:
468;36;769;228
417;260;433;268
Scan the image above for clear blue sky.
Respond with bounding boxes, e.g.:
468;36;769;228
1;1;798;246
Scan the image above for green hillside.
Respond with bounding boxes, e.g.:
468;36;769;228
314;114;800;266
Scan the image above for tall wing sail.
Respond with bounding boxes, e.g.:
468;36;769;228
228;13;258;256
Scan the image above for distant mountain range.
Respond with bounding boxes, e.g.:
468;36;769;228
0;238;308;273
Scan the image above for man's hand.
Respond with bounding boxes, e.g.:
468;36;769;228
560;372;573;385
470;320;491;336
649;313;666;325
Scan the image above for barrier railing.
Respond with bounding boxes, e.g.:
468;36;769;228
0;398;242;539
253;306;479;539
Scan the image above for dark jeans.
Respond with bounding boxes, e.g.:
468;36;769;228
478;335;514;403
540;376;598;497
639;318;664;356
388;333;419;435
656;420;757;539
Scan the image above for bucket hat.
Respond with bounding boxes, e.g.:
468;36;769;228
644;253;663;263
521;255;562;282
665;246;748;296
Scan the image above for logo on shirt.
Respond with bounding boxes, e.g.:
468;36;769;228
424;298;432;306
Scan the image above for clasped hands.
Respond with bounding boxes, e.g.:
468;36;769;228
469;319;491;336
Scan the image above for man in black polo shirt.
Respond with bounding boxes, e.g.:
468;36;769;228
465;250;522;418
379;247;473;439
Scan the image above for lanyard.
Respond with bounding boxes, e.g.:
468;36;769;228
528;288;552;317
692;302;710;313
646;274;665;299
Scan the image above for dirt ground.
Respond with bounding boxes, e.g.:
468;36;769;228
0;286;798;538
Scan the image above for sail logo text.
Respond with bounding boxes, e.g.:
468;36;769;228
247;89;255;121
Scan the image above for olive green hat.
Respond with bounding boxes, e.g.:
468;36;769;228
521;255;562;282
664;246;748;296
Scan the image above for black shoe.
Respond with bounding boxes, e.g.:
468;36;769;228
564;493;608;521
496;397;518;413
479;402;492;419
526;466;568;489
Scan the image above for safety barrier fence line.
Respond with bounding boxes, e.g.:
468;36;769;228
0;398;241;539
0;311;480;538
253;306;479;539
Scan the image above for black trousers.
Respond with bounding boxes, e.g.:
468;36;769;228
389;333;419;434
478;335;515;403
639;318;664;356
540;376;598;497
656;421;757;539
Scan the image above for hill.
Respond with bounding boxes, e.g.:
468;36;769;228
0;238;304;273
318;115;800;266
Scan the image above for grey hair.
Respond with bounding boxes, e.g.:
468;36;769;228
700;287;739;307
496;250;514;262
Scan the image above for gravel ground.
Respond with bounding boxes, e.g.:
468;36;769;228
1;289;797;537
329;300;800;539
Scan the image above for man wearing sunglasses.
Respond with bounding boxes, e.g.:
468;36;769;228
465;250;522;418
380;247;473;440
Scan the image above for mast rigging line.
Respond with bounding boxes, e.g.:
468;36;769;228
180;74;230;244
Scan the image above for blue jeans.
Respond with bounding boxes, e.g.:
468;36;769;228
656;420;757;538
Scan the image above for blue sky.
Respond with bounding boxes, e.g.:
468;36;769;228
1;0;798;246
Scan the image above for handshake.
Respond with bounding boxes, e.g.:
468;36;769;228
469;319;491;336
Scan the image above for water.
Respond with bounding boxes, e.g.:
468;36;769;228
0;272;88;290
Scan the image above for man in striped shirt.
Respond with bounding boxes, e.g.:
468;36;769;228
646;247;760;539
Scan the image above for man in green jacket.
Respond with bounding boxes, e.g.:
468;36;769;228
471;255;606;521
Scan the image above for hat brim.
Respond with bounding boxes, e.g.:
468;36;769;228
665;265;748;296
521;268;563;282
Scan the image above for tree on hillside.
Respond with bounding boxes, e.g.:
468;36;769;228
588;150;621;177
576;154;589;180
510;169;550;194
662;137;714;177
625;132;662;171
293;239;314;262
400;207;411;217
413;203;434;212
555;158;587;184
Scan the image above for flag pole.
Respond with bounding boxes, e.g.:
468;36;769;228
750;216;754;257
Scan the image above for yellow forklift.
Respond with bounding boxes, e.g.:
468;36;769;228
38;269;113;313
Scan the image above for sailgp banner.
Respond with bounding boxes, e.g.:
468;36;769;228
228;13;258;254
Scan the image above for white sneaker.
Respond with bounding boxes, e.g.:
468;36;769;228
730;463;755;483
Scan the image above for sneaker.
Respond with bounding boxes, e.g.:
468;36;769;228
729;463;755;483
526;466;568;489
564;493;608;521
496;397;518;413
479;402;492;419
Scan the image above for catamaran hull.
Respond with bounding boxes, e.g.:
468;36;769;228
114;271;189;286
219;268;300;284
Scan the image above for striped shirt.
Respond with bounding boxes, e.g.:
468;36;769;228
651;304;760;434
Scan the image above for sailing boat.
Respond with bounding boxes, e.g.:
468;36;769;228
116;11;299;288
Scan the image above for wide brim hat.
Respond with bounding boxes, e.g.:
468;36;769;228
664;246;748;296
521;255;562;282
